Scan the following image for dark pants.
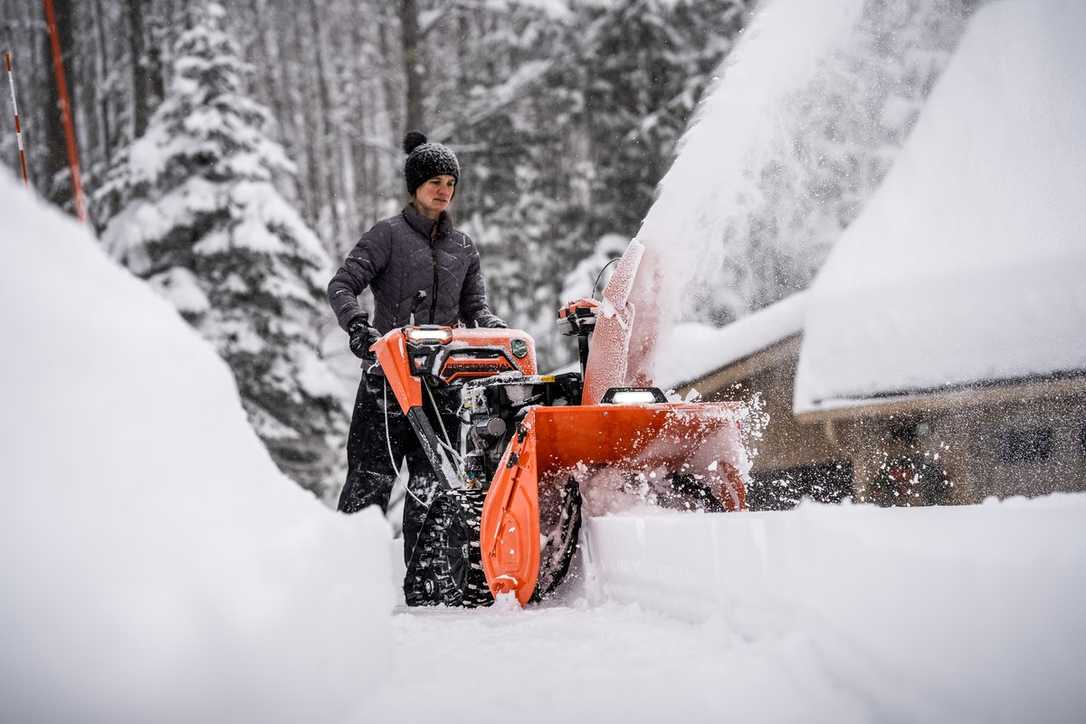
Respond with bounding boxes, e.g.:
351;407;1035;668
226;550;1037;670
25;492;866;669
337;371;437;565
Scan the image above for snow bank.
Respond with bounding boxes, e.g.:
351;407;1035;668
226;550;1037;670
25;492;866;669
583;495;1086;721
795;0;1086;410
0;173;393;723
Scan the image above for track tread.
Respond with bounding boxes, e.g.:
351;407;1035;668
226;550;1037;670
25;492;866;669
404;488;493;608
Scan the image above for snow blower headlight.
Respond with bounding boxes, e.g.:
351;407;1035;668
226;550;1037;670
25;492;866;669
406;327;453;345
601;387;668;405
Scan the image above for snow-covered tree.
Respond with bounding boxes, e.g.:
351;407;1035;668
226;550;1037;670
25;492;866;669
102;2;347;497
578;0;747;243
427;0;749;367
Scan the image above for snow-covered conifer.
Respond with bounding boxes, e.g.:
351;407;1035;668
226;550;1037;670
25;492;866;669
570;0;747;245
102;1;346;497
448;1;748;366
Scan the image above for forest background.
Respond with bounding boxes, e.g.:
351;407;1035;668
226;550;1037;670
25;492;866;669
2;0;749;342
0;0;750;498
1;0;969;498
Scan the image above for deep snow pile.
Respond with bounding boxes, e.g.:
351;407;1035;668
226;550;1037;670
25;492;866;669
584;495;1086;722
795;0;1086;409
0;173;393;723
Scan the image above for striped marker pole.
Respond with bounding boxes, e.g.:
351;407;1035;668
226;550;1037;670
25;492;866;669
4;51;30;187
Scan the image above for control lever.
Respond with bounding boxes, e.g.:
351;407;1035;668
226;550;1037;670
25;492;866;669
409;290;428;325
558;298;599;375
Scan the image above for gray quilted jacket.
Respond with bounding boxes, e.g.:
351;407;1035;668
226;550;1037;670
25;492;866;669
327;205;503;333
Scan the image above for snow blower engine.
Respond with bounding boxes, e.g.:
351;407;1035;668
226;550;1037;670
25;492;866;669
369;242;749;608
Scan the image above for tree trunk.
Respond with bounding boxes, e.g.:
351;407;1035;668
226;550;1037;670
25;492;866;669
160;0;176;84
248;0;282;126
400;0;423;133
74;4;99;179
91;0;113;167
289;5;319;225
350;9;373;230
377;3;402;140
145;2;165;112
308;0;342;249
125;0;150;139
264;0;309;210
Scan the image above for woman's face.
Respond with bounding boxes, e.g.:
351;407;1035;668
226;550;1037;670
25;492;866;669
414;175;456;220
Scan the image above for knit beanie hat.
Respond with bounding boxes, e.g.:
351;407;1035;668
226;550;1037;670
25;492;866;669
403;131;460;196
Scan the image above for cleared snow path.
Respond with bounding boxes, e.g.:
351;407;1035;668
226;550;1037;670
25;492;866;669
360;495;1086;723
356;598;868;723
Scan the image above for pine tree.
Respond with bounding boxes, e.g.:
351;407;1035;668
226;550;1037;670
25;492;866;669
102;1;347;497
416;2;589;367
416;1;748;368
579;0;747;243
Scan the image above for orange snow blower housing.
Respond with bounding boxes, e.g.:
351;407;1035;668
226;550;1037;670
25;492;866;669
370;241;748;607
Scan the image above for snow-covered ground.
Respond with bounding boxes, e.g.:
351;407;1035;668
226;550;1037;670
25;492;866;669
5;1;1086;721
358;597;868;723
8;164;1082;724
358;495;1086;723
585;498;1086;722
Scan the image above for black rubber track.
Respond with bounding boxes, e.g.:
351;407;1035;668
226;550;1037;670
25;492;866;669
403;488;493;608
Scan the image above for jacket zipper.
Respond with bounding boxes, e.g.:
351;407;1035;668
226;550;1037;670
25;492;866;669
429;238;439;324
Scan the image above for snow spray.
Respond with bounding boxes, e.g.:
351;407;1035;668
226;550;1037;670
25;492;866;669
3;51;29;187
635;0;969;329
42;0;87;222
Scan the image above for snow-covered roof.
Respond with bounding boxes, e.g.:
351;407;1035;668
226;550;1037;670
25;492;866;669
656;291;807;390
794;0;1086;413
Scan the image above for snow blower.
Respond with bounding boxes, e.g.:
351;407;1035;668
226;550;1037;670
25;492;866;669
369;240;749;607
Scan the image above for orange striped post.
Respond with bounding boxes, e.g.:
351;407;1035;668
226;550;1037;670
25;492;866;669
42;0;86;222
4;51;30;187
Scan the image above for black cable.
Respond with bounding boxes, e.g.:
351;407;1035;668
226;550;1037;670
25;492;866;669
591;257;622;299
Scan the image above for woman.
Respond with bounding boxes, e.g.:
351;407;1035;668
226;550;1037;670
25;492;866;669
327;131;505;547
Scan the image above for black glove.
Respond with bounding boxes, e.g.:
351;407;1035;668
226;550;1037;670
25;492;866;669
475;314;508;329
347;315;380;358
